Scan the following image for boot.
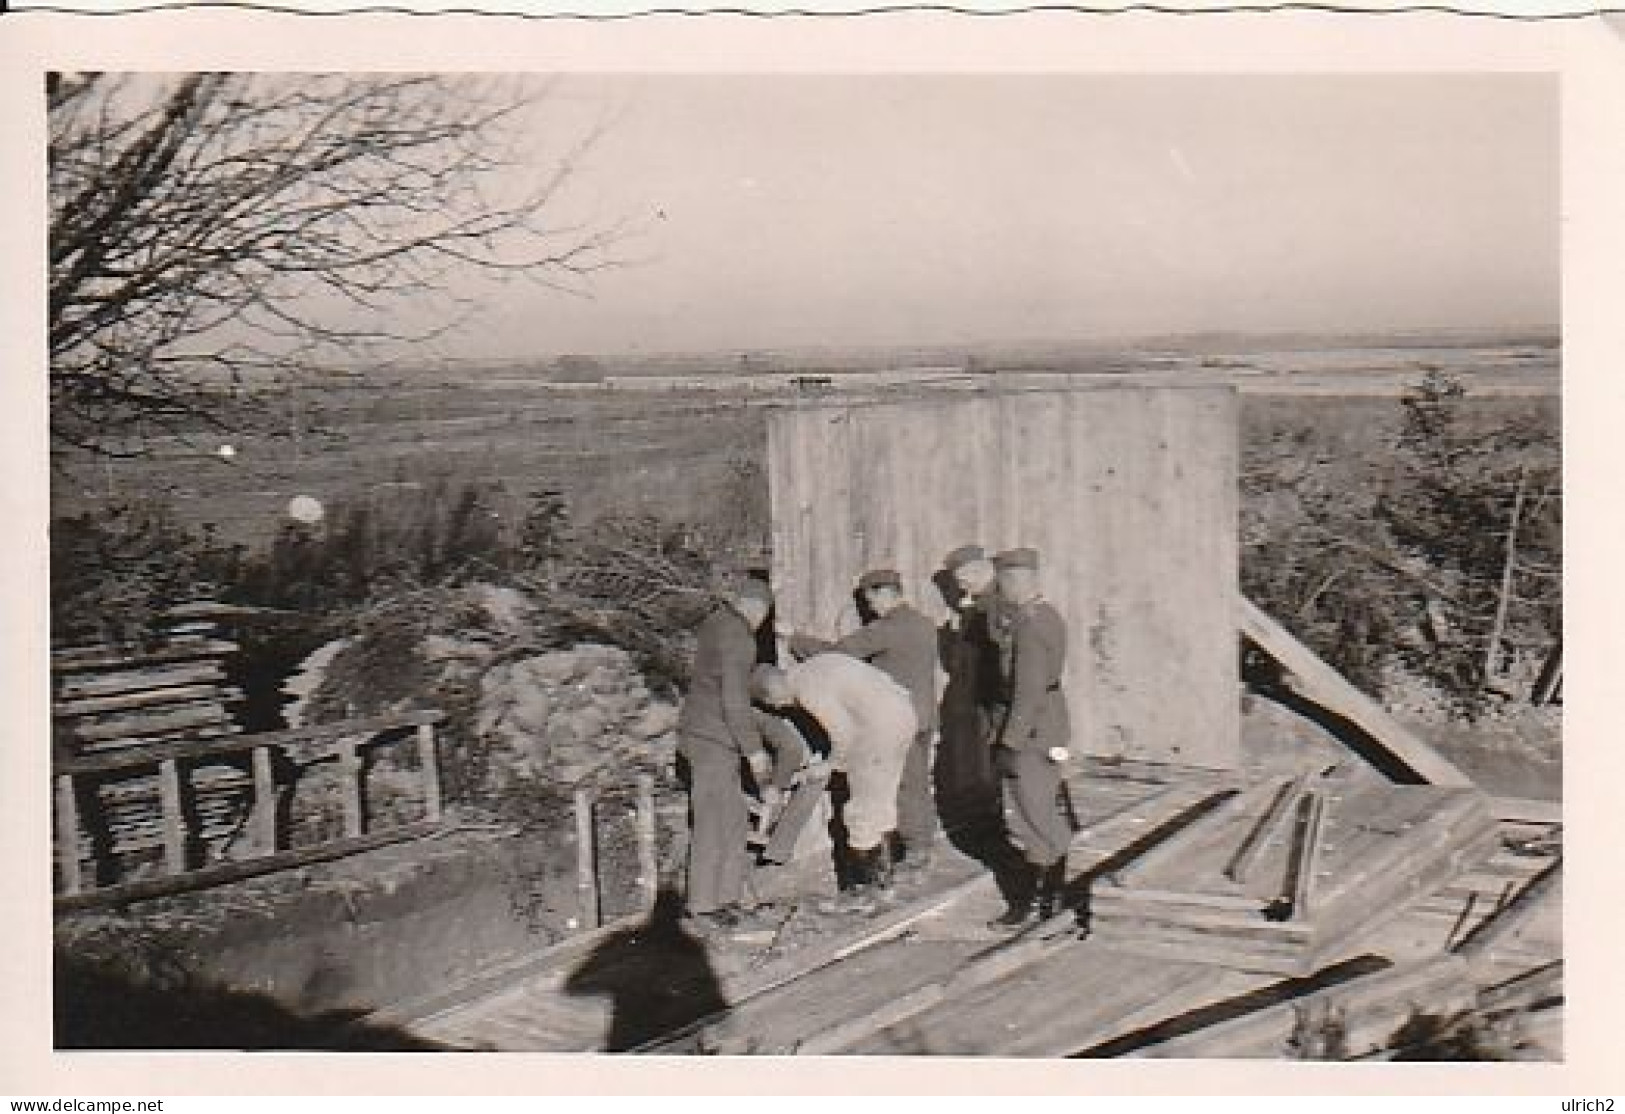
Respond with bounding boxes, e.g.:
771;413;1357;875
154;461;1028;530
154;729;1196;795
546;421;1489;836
818;846;880;916
987;861;1039;930
1035;859;1068;920
889;832;935;882
870;844;898;907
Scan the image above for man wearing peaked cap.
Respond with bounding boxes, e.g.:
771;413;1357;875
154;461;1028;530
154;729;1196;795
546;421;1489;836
993;547;1039;571
943;545;986;575
935;543;1010;844
988;545;1074;929
674;575;777;932
787;567;941;888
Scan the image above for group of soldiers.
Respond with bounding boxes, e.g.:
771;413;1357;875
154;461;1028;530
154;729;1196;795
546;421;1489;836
674;544;1073;937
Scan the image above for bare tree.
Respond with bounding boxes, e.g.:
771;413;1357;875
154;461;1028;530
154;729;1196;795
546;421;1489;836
48;72;623;456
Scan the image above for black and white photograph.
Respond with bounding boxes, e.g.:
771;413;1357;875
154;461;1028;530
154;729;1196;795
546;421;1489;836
11;26;1597;1086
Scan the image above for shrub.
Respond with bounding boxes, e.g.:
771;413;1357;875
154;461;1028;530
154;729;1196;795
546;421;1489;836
49;499;239;647
1241;377;1560;717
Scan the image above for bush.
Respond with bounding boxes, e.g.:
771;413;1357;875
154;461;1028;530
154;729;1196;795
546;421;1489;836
49;499;240;647
1241;376;1560;717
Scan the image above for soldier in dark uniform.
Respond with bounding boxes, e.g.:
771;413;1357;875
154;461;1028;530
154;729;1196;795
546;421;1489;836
987;547;1073;928
786;568;940;877
935;545;1008;838
676;577;775;931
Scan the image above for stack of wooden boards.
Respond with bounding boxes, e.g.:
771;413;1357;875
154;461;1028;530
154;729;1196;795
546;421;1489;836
52;616;251;885
1087;772;1501;976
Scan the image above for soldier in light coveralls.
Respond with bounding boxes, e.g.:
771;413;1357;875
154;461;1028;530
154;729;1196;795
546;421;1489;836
787;568;941;877
751;654;919;915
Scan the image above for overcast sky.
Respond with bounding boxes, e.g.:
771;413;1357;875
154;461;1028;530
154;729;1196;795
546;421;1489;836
431;74;1557;360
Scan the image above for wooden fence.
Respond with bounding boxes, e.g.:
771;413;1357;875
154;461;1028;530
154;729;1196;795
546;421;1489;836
51;624;447;910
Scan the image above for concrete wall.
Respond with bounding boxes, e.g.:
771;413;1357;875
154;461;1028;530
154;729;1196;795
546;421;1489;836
766;386;1239;769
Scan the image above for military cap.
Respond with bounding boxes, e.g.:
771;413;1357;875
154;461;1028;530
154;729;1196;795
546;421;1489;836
993;547;1040;571
944;544;986;572
857;568;902;592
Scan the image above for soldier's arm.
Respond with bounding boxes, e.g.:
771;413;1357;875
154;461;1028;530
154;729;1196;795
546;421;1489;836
756;710;811;789
720;627;766;757
830;619;889;660
787;632;835;660
998;615;1062;749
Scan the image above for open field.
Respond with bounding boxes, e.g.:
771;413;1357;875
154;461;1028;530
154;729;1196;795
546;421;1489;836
52;338;1559;553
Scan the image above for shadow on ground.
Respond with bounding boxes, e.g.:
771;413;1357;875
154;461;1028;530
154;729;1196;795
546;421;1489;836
55;953;443;1050
563;888;730;1052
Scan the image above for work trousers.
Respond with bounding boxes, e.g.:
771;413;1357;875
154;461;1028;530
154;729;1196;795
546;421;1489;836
840;719;917;853
677;737;750;914
894;728;939;851
999;745;1070;867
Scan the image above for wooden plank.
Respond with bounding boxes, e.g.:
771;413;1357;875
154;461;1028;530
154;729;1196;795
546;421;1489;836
55;662;228;701
1476;959;1562;1014
1239;597;1474;787
54;774;83;896
338;740;365;840
1489;795;1562;825
1137;954;1468;1059
417;723;443;825
1094;788;1242;885
54;683;240;720
251;745;278;854
1223;776;1305;885
1274;789;1326;922
1315;791;1489;915
574;788;600;930
634;773;658;910
68;702;236;745
760;764;830;864
56;709;444;775
51;639;240;672
1310;823;1502;972
1453;856;1562;965
1069;966;1260;1057
52;820;437;912
156;758;187;875
1090;885;1263;914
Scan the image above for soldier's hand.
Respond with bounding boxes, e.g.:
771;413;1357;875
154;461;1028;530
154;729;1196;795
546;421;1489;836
746;750;773;787
992;744;1020;777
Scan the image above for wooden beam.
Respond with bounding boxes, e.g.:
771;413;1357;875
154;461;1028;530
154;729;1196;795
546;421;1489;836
56;709;444;776
338;740;364;839
634;773;658;911
52;821;438;912
417;723;442;825
55;662;228;701
1239;595;1475;787
1453;855;1562;965
574;788;600;931
54;774;83;896
251;745;279;854
68;702;236;746
54;683;240;719
51;639;240;672
1287;790;1326;921
1489;796;1562;825
156;757;187;874
1224;776;1304;884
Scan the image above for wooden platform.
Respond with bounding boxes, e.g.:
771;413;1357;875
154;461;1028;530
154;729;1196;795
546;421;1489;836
1086;775;1501;975
378;763;1559;1058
